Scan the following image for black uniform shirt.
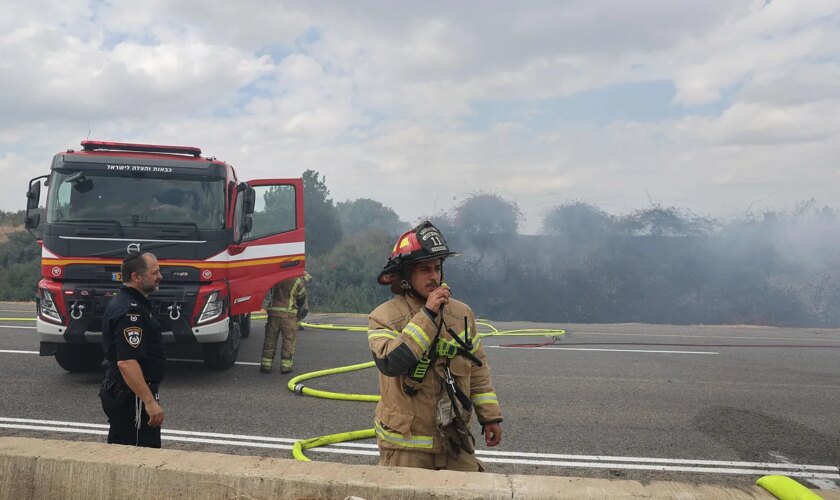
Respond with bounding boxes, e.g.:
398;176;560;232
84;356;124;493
102;286;166;383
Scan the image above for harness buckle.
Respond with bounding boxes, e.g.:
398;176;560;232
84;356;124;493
443;366;456;387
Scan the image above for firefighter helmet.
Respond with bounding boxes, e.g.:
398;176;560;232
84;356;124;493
378;221;458;285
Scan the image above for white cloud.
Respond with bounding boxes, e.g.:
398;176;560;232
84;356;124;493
0;23;273;127
672;0;840;105
1;0;839;234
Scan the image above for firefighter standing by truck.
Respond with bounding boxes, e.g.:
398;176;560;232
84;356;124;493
261;274;308;374
368;221;503;471
99;251;166;448
296;272;313;330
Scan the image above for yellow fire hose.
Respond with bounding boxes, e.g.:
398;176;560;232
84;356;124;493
289;361;379;402
756;475;824;500
287;321;565;461
292;428;377;461
286;360;379;461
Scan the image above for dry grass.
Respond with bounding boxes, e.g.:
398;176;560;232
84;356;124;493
0;225;22;243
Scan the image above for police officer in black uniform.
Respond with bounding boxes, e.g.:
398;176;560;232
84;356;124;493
100;251;166;447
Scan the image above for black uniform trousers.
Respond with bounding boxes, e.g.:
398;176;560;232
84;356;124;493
100;380;161;448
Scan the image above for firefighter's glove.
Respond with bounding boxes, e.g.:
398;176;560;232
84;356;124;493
436;338;459;359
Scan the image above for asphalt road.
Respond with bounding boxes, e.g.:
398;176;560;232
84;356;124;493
1;302;839;491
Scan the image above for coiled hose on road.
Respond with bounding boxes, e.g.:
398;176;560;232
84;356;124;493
286;320;566;461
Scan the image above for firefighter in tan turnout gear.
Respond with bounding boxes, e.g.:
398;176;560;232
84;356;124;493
261;274;308;374
368;221;503;471
296;272;312;330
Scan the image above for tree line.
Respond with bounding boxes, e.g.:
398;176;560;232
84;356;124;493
2;176;838;327
302;181;840;328
0;209;40;301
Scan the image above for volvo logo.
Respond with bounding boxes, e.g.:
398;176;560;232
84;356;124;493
127;242;141;253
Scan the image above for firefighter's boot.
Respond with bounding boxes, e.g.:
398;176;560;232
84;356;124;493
260;358;272;374
280;358;293;374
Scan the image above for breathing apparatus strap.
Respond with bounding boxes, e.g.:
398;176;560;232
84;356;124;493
404;304;445;395
442;364;473;414
403;267;473;395
445;316;482;367
437;313;475;414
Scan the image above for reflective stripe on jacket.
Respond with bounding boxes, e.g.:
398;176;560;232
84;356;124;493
267;276;307;316
368;293;502;454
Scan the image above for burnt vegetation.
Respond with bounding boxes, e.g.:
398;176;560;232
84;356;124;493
3;183;839;327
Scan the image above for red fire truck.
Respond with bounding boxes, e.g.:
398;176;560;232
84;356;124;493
24;140;305;372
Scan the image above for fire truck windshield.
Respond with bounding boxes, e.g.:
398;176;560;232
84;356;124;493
47;168;226;230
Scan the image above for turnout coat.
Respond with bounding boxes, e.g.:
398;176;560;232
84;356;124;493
368;293;502;454
266;276;306;317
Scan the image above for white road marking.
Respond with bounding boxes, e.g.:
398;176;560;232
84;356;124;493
479;456;839;479
488;346;719;354
770;451;840;490
1;417;837;481
0;350;262;366
563;331;840;342
0;325;35;329
167;357;262;366
476;448;839;470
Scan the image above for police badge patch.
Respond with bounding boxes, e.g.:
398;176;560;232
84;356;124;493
123;326;143;348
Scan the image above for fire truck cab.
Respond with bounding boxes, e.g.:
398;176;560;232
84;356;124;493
24;140;305;372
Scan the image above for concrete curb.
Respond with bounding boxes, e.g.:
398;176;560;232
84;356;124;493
1;437;837;499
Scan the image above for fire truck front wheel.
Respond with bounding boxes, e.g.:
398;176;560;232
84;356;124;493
54;344;104;373
202;321;241;370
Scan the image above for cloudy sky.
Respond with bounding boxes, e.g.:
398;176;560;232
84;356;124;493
2;0;838;233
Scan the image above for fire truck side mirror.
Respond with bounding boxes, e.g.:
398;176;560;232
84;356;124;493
26;180;41;211
25;212;40;229
236;215;253;245
243;187;256;215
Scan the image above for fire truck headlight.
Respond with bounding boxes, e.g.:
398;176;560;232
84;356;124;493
197;291;224;324
39;288;62;323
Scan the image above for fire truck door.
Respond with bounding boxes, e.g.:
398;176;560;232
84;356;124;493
227;178;305;316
